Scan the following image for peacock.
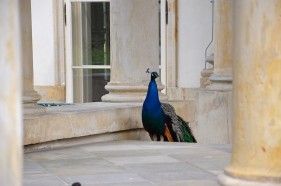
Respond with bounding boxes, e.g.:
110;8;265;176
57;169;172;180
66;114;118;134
142;70;196;142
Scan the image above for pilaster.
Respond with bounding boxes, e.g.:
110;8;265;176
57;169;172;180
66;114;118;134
102;0;167;102
197;0;233;144
207;0;233;91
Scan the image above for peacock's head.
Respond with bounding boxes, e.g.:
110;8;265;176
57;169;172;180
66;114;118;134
151;72;159;81
146;68;159;81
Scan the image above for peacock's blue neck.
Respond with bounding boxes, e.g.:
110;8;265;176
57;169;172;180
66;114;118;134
144;79;160;106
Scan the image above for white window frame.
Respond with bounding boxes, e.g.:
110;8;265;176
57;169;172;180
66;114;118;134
65;0;110;103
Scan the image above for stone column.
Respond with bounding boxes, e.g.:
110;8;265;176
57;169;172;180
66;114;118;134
218;1;281;185
102;0;167;102
0;0;23;185
20;0;46;115
207;0;233;91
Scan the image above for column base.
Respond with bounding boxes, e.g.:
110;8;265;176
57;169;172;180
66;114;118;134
206;74;233;91
218;172;281;186
102;84;168;102
23;90;46;116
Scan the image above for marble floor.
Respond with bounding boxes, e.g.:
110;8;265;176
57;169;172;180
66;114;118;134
24;140;231;186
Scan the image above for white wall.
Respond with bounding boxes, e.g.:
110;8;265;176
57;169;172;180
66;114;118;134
177;0;213;88
31;0;56;86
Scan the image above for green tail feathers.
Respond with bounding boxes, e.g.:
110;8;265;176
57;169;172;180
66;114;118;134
177;115;197;143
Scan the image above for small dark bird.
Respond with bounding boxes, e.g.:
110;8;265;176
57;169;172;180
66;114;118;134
72;182;81;186
142;71;196;142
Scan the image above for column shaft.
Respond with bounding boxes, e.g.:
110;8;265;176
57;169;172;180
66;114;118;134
102;0;167;102
0;0;23;185
20;0;45;115
219;0;281;185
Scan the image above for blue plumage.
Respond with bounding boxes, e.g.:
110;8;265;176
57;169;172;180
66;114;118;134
142;71;196;142
142;72;165;138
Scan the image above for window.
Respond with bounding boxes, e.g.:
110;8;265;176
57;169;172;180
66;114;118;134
65;0;110;103
65;0;168;103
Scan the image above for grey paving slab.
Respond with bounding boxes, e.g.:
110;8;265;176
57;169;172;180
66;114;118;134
157;179;219;186
207;170;224;176
164;147;230;157
38;158;119;176
138;170;216;182
24;159;50;176
104;155;180;165
185;157;230;170
122;162;200;173
81;144;142;152
92;149;162;157
44;163;125;177
26;147;97;161
87;182;155;186
24;140;231;186
61;173;148;185
24;175;67;186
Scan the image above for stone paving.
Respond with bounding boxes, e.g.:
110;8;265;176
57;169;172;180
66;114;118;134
24;140;231;186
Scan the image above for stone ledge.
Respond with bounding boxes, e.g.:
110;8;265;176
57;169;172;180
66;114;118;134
24;101;192;146
24;129;149;152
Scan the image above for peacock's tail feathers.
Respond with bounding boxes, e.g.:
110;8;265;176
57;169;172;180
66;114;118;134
161;102;196;143
164;124;174;142
177;115;197;143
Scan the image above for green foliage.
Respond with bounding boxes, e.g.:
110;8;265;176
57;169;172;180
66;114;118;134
92;47;110;65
